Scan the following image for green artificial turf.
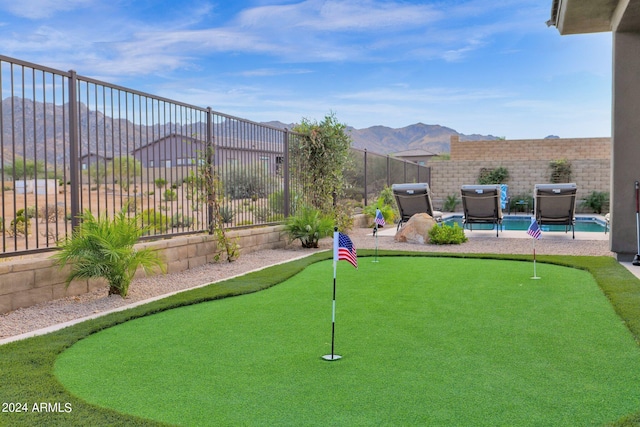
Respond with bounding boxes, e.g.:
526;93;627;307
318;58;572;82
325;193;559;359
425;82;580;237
52;257;640;426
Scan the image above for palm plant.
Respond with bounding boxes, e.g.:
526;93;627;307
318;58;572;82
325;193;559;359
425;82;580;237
363;186;398;224
284;205;333;248
53;208;165;297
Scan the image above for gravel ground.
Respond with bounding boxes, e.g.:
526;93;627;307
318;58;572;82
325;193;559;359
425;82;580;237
0;227;613;341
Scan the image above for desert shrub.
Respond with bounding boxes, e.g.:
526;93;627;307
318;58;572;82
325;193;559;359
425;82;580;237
510;195;534;213
219;206;234;223
164;189;177;201
268;189;300;215
549;159;572;183
284;205;333;248
428;223;468;245
140;209;168;235
253;207;270;222
582;191;609;214
9;215;30;236
332;202;354;233
478;166;509;185
443;194;460;212
39;204;65;223
170;213;193;228
154;178;167;188
222;164;270;200
364;186;398;224
23;206;38;219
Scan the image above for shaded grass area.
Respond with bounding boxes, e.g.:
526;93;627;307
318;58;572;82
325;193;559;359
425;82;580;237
2;251;640;426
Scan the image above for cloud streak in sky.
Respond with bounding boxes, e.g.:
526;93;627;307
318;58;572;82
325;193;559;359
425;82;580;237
0;0;612;138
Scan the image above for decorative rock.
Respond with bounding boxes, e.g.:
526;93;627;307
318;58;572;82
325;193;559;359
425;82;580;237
394;213;437;244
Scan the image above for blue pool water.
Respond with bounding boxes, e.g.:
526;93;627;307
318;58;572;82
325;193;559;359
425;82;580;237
443;215;608;233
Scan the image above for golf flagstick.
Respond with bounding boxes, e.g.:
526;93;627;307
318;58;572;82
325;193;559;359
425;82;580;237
532;237;540;279
323;228;357;361
373;221;379;262
633;181;640;266
323;228;341;361
527;218;542;279
372;208;385;263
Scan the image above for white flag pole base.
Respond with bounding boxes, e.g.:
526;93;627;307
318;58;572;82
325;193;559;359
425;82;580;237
322;354;342;361
530;276;541;280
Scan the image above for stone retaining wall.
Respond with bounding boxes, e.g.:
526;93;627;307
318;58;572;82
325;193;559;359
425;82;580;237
0;225;287;314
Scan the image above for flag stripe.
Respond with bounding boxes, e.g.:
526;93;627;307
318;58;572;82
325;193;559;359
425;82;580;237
336;232;358;268
527;219;542;239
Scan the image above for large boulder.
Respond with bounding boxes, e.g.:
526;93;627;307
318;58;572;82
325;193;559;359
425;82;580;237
394;213;437;244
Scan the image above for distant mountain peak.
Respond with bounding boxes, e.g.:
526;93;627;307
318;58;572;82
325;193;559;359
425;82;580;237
261;120;497;155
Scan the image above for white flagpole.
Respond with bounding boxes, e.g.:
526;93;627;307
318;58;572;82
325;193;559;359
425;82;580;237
373;221;379;263
323;228;342;361
531;237;540;279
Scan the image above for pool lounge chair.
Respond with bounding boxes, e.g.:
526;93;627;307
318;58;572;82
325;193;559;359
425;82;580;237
460;184;503;237
392;183;443;231
534;183;577;239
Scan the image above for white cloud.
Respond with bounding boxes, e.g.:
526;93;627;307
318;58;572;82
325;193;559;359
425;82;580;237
0;0;95;19
237;0;440;31
234;68;313;77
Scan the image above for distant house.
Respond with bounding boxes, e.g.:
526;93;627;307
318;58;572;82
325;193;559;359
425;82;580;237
132;134;205;168
392;148;439;165
79;153;112;170
132;133;285;175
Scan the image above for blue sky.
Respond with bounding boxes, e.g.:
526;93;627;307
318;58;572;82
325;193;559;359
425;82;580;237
0;0;612;139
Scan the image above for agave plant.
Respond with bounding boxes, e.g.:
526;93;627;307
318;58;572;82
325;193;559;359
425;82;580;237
284;205;333;248
53;208;165;297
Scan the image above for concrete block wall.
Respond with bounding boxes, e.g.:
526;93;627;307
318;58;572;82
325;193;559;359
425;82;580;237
0;225;287;314
423;136;612;212
450;136;611;161
429;159;610;213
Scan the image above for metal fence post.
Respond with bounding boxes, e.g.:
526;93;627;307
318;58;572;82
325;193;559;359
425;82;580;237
386;155;391;187
363;149;368;206
68;70;80;229
283;129;290;218
206;107;214;234
404;160;407;182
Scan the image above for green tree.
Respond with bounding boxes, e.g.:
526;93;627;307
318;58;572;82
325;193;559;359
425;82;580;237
291;112;353;215
108;156;142;191
2;157;46;179
87;161;107;186
53;208;165;297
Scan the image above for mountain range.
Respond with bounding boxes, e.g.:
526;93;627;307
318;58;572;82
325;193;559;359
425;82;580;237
261;121;497;154
2;97;497;164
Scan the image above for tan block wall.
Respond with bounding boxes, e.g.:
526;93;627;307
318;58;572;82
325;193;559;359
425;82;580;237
430;159;610;210
428;137;611;212
0;225;287;314
450;136;611;161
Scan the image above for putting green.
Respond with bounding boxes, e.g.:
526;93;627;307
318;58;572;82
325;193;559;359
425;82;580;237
55;257;640;426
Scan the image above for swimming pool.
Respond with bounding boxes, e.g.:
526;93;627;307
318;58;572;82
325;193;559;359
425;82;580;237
443;215;608;233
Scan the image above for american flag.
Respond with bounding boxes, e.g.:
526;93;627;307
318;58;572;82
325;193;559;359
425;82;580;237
374;208;386;227
527;219;542;239
335;232;358;269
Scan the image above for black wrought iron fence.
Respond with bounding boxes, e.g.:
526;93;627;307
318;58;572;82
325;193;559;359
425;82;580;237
0;54;429;257
350;148;431;206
